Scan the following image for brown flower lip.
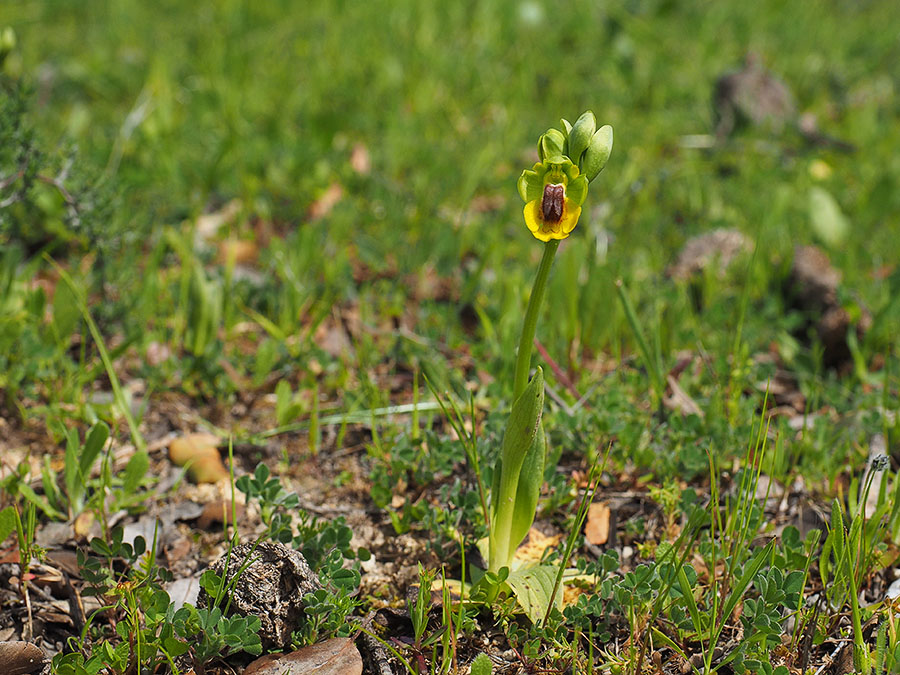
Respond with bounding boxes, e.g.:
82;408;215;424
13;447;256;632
541;183;565;224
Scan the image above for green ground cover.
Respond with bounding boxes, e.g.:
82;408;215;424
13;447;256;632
2;0;900;673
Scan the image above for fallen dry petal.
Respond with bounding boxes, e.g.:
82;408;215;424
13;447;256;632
244;638;362;675
0;641;45;675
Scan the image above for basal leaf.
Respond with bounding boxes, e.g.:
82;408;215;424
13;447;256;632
505;563;560;624
507;426;546;562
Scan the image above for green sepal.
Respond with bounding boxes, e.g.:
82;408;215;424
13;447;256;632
583;125;613;181
517;167;543;202
539;128;567;162
568;111;597;165
560;118;572;136
519;157;580;203
508;424;546;562
566;175;589;206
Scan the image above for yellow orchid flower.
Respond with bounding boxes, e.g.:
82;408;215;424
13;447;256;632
517;158;587;242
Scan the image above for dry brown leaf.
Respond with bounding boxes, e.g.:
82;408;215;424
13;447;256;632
350;143;371;175
0;641;45;675
245;638;362;675
145;341;172;367
664;375;704;418
73;511;94;539
585;502;611;545
308;183;343;221
0;548;19;565
515;528;561;564
165;536;193;565
197;500;244;529
168;434;228;484
314;319;353;359
217;238;259;266
195;199;242;243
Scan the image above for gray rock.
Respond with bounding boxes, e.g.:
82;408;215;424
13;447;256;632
197;541;321;650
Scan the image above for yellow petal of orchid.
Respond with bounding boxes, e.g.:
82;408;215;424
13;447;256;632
560;202;581;235
523;198;581;242
524;200;544;235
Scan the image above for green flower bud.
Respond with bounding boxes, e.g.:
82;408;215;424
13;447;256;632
560;118;572;137
567;111;596;166
538;128;566;162
583;125;613;181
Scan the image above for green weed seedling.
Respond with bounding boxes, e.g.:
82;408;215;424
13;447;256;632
0;505;14;545
235;461;300;543
5;419;149;535
820;455;895;675
51;461;366;675
170;605;262;673
4;501;43;639
274;378;305;426
66;527;189;675
66;525;260;675
15;421;109;521
469;652;493;675
398;563;450;673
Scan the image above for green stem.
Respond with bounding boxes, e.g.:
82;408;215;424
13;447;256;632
513;240;559;399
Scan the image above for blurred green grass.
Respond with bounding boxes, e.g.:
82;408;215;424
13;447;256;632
10;0;899;257
4;0;900;482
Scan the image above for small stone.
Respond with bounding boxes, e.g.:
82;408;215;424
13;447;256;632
244;638;362;675
886;577;900;600
668;228;751;281
197;541;321;650
713;53;796;138
786;245;871;370
789;245;840;311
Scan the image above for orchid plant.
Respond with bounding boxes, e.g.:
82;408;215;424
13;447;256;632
486;111;613;579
